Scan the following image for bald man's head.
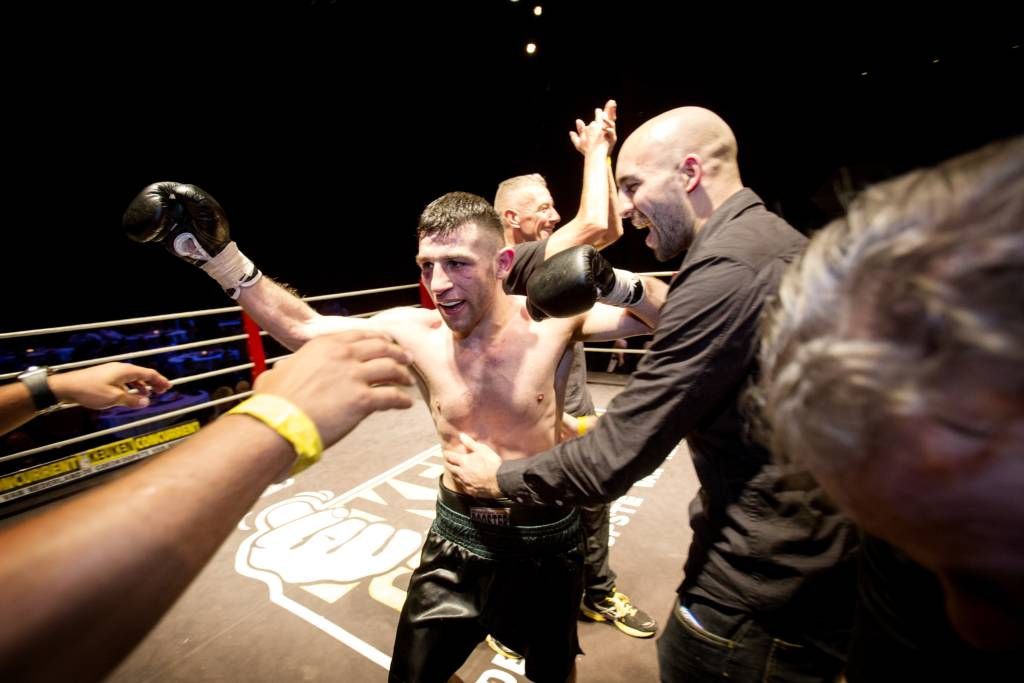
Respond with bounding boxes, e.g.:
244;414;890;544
621;106;740;185
616;107;743;260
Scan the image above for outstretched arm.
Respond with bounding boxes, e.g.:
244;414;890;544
0;363;171;436
236;277;378;351
124;182;393;352
0;331;413;683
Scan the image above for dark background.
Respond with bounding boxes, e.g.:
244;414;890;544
4;2;1022;331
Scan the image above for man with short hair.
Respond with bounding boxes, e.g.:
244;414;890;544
125;182;666;682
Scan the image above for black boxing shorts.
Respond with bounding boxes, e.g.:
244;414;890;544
389;481;584;683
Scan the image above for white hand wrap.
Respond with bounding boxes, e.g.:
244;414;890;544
599;268;645;307
200;241;263;300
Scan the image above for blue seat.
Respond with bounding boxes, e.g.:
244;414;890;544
95;390;211;437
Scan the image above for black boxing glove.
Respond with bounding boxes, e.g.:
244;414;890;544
525;245;644;321
123;182;262;299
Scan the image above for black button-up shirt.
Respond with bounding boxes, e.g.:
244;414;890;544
498;189;856;611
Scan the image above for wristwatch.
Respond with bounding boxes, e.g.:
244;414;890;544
17;365;61;413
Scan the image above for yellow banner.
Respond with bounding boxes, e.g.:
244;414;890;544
0;457;81;491
0;421;201;496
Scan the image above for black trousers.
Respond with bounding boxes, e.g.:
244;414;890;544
580;502;617;600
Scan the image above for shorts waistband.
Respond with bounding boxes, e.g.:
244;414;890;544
438;479;575;527
433;483;581;560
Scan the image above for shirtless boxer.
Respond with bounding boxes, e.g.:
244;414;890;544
123;185;666;682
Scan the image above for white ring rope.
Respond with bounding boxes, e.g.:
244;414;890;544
0;309;392;382
0;334;252;382
168;362;258;387
0;273;667;468
577;347;648;354
0;284;420;340
0;392;253;464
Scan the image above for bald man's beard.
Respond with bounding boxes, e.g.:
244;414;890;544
648;206;696;261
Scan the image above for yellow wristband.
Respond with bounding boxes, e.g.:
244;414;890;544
577;415;592;438
228;394;323;476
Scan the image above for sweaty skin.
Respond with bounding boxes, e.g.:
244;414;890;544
234;222;661;495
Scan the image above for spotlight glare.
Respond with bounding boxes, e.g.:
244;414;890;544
526;42;537;55
534;5;542;15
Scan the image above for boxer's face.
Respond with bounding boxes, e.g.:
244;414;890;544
417;222;503;336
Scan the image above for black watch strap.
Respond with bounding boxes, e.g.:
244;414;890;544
18;367;60;412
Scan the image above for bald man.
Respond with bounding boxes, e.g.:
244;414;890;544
447;107;858;681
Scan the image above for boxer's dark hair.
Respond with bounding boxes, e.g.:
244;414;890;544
417;192;504;247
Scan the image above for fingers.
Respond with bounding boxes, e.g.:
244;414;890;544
357;356;414;386
100;365;171;409
323;328;394;343
102;363;171;393
604;99;617;122
362;386;414;412
343;336;414;365
117;391;151;409
122;366;172;393
124;379;154;394
442;449;464;467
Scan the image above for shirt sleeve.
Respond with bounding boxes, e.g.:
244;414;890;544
497;255;763;504
503;239;548;296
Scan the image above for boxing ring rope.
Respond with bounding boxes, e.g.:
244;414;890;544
0;274;669;470
0;310;394;383
0;335;252;382
574;348;647;354
0;393;255;463
0;284;420;341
